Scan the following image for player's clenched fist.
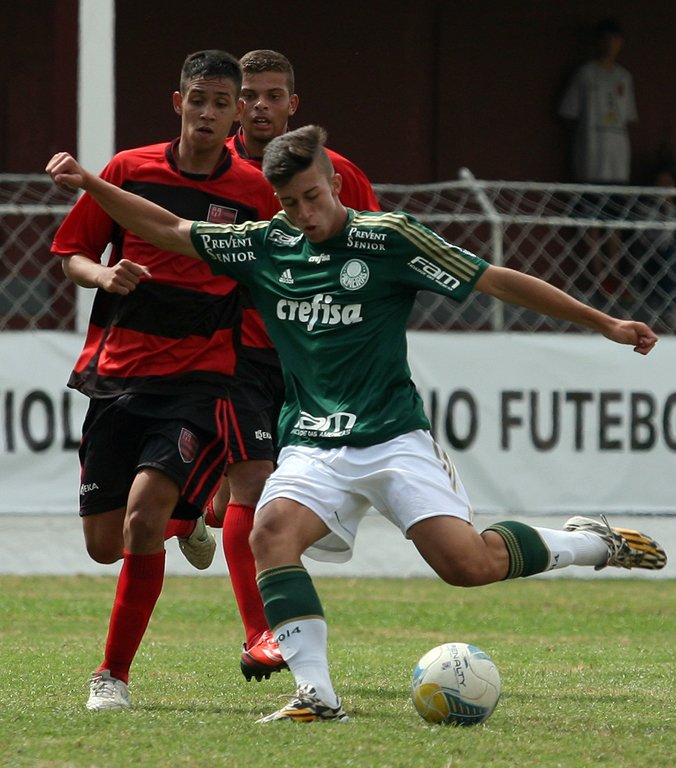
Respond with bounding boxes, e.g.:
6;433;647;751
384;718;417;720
46;152;88;192
99;259;153;295
49;151;153;294
602;319;658;356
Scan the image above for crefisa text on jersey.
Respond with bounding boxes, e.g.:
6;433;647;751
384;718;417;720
276;293;363;331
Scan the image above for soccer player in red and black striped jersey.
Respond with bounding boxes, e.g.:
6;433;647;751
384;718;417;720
50;50;278;711
209;50;380;682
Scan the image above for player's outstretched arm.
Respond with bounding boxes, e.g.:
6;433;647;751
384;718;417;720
475;265;658;355
46;152;198;260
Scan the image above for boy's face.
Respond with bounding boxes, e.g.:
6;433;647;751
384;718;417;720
173;76;241;151
239;71;299;145
274;162;345;243
599;32;624;59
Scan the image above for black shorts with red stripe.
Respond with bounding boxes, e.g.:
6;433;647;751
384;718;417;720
227;357;284;465
78;393;229;520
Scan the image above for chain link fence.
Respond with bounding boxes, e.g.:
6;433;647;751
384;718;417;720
378;170;676;335
2;172;675;334
0;175;78;330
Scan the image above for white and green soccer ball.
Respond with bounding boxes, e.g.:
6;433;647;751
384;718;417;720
411;642;501;726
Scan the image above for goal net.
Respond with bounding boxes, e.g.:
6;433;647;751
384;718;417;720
2;171;675;334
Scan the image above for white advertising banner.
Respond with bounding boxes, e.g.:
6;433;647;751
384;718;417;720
1;332;88;513
0;331;674;515
407;332;675;515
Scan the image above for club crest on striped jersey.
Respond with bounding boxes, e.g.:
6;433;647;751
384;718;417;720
340;259;370;290
178;427;199;463
207;203;238;224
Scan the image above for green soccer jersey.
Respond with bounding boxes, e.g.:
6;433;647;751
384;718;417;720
191;209;488;448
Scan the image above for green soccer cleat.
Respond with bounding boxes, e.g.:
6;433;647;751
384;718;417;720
564;514;667;571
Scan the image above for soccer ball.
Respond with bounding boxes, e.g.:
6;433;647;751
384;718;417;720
411;642;501;726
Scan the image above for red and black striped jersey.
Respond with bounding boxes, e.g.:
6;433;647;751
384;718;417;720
226;128;380;363
51;139;279;399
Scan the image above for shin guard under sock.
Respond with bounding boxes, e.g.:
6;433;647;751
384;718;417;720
483;521;550;578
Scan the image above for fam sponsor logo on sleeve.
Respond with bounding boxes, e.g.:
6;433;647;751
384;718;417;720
407;255;460;290
269;228;304;246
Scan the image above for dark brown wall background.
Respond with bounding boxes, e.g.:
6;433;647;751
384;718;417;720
2;0;78;172
4;1;676;184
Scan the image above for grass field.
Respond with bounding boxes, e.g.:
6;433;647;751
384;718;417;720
1;575;674;768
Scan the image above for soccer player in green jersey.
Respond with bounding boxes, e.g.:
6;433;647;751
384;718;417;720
218;50;380;681
47;125;666;722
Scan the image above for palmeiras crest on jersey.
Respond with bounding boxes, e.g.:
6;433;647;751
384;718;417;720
178;427;199;463
340;259;370;290
207;203;238;224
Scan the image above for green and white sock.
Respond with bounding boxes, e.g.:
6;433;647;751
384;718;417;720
484;521;550;577
533;527;608;569
485;520;607;575
257;565;339;707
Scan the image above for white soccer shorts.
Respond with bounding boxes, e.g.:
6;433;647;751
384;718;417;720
257;429;473;563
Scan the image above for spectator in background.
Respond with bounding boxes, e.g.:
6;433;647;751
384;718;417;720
559;18;638;299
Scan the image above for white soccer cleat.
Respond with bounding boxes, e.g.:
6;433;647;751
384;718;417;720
257;684;349;723
564;514;667;571
86;670;131;711
178;513;216;570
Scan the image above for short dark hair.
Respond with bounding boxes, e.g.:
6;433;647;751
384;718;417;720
240;49;295;93
594;17;623;41
179;50;242;94
262;125;333;187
